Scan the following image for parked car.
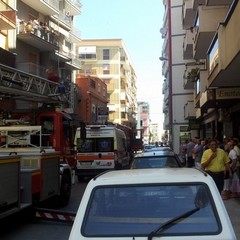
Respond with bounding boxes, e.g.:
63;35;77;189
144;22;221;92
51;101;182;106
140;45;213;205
144;146;173;152
68;168;236;240
130;150;183;169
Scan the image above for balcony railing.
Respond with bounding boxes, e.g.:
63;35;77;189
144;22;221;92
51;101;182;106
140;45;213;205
16;62;57;79
17;20;59;51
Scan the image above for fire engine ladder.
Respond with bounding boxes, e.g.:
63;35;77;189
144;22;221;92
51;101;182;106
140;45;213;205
0;63;70;105
0;125;42;149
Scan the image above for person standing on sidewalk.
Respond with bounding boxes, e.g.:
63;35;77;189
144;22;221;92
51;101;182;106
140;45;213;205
228;140;240;198
186;138;195;168
201;139;232;194
231;138;240;178
193;137;204;169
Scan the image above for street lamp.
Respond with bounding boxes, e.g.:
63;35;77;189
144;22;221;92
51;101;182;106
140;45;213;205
159;56;168;61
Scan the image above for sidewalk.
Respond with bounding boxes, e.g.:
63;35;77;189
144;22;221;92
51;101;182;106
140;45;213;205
224;197;240;239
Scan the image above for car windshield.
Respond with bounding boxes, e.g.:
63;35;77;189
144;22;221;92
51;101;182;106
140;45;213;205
132;156;180;168
82;184;221;237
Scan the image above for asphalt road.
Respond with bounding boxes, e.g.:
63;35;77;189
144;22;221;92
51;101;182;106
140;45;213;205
224;197;240;239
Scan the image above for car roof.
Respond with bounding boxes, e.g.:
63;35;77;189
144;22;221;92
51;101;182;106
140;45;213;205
135;150;176;157
91;168;210;185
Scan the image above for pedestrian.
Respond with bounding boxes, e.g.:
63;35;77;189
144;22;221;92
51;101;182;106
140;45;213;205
201;139;232;194
231;138;240;178
227;140;240;198
186;138;195;168
192;137;204;169
222;140;233;200
179;139;188;166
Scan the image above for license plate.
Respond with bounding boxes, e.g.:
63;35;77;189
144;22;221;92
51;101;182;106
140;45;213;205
80;162;92;165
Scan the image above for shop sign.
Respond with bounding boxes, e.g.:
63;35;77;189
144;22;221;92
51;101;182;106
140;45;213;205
216;88;240;100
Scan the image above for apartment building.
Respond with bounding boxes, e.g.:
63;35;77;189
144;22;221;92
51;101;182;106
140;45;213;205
137;101;150;144
149;123;160;144
77;39;137;128
0;0;82;112
76;75;108;124
162;0;240;152
161;0;194;152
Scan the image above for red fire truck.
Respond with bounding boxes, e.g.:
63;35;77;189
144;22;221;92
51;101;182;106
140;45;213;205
0;108;78;219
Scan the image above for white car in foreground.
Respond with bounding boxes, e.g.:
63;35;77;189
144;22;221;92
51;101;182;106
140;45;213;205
69;168;236;240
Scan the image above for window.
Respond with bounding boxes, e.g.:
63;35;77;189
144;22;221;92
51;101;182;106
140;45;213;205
76;138;114;152
90;79;96;89
96;138;113;152
103;64;110;74
208;37;219;72
80;53;96;60
103;87;106;97
77;139;95;152
98;83;101;93
82;184;220;237
103;49;110;60
196;79;200;96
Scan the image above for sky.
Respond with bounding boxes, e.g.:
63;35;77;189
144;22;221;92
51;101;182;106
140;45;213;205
75;0;164;128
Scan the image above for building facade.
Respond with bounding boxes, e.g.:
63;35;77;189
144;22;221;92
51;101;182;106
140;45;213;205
77;39;137;128
161;0;195;152
76;75;108;124
137;101;151;144
0;0;82;113
161;0;240;152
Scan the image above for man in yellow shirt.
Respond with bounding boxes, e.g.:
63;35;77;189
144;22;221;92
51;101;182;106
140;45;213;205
201;139;232;193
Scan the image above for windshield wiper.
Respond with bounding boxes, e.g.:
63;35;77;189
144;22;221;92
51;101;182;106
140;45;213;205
148;207;200;240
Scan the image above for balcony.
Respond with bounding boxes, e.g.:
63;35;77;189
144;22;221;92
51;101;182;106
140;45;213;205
163;115;170;130
162;81;168;94
70;26;81;43
194;90;201;108
107;82;117;92
120;92;126;103
200;89;216;113
184;101;195;119
206;0;233;6
21;0;59;16
16;62;48;78
183;29;195;59
208;3;240;88
161;59;169;76
65;0;82;16
108;104;116;112
182;0;197;29
57;44;71;61
163;103;169;114
195;108;202;119
193;0;205;10
0;1;16;30
193;6;229;59
17;21;59;51
183;61;205;89
65;54;81;70
52;10;71;29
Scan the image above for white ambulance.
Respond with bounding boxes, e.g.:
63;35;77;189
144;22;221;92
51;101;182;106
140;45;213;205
74;125;130;181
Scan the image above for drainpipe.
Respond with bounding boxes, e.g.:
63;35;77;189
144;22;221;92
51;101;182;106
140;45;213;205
167;0;173;149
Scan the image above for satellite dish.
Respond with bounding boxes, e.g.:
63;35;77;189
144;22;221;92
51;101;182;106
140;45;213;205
160;28;167;37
